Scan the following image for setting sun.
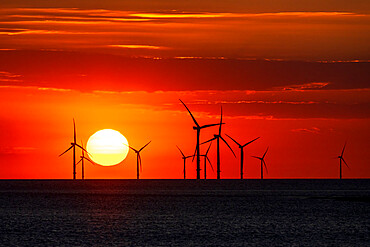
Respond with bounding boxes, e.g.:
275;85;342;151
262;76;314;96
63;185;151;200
86;129;129;166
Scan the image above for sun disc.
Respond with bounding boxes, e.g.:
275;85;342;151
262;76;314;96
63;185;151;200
86;129;129;166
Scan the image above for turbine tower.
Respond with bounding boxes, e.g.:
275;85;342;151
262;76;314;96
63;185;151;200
76;141;94;180
252;147;269;180
128;141;151;179
226;135;260;179
337;142;350;179
176;145;194;179
201;106;235;179
180;99;221;179
59;119;87;179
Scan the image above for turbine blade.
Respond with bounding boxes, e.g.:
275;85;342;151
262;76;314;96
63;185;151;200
75;143;87;152
139;141;151;152
205;141;213;155
83;156;96;165
80;139;85;155
263;160;268;174
219;106;222;135
75;143;93;157
251;155;261;160
341;142;347;156
200;123;222;129
200;137;217;145
73;118;76;144
128;145;138;153
206;156;214;172
59;145;73;157
220;136;236;157
192;146;197;162
243;137;261;147
342;158;350;169
76;158;82;164
262;147;269;159
176;145;186;158
225;134;240;146
179;99;200;127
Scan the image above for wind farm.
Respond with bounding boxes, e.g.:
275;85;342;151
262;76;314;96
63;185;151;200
56;109;357;181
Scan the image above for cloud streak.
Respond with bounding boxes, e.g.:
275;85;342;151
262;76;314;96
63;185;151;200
1;82;369;120
0;7;369;60
108;44;166;50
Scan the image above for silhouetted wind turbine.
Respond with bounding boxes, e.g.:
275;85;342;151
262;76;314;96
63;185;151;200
180;99;221;179
59;119;87;179
128;141;151;179
76;141;94;180
176;145;194;179
200;141;214;179
226;135;260;179
201;106;235;179
337;142;350;179
252;147;269;180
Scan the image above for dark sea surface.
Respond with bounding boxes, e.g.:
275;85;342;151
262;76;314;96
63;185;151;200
0;179;369;246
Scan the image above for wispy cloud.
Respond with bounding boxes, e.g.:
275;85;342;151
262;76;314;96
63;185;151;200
108;44;165;50
277;82;330;91
291;127;321;134
0;146;36;154
0;82;369;120
130;11;366;19
0;71;22;83
190;100;320;105
0;85;73;92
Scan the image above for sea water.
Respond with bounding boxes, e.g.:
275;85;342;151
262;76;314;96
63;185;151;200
0;179;368;246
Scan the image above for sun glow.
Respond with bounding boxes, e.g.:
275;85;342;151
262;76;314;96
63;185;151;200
86;129;129;166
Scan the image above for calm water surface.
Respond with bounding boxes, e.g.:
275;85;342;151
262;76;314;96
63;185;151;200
0;179;368;246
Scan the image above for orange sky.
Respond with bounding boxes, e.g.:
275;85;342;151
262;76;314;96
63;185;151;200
0;1;369;179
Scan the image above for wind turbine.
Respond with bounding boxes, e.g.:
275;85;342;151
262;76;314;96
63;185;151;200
76;141;95;180
179;99;222;179
201;106;235;179
226;135;260;179
200;141;214;179
59;119;87;179
176;145;194;179
337;142;349;179
128;141;151;179
252;147;269;180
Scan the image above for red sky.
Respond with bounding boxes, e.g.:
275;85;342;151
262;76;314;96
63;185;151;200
0;1;369;179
